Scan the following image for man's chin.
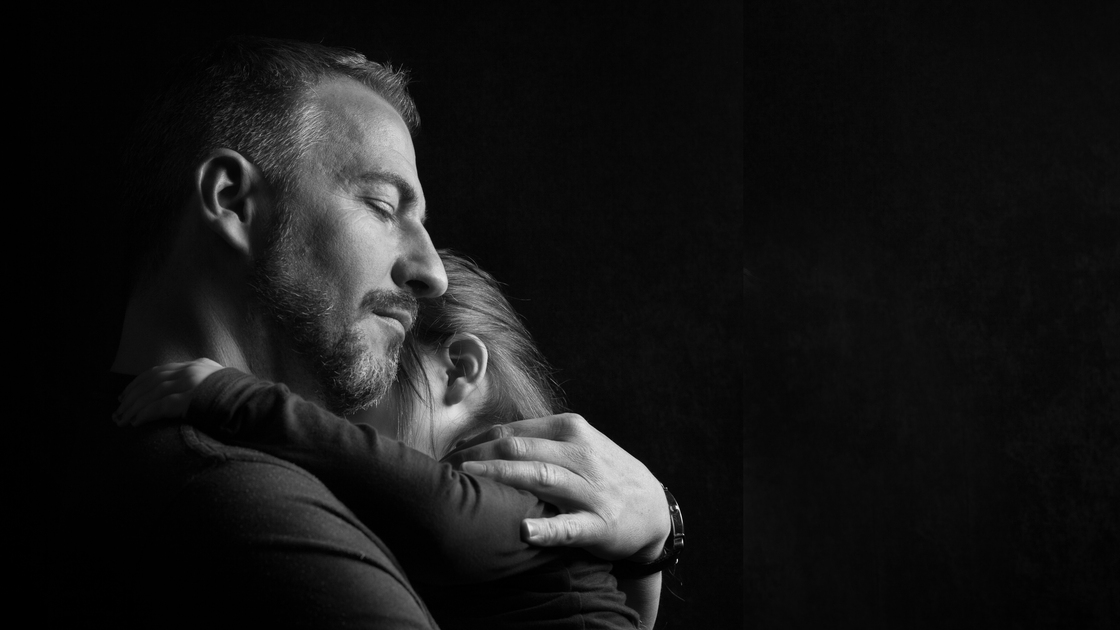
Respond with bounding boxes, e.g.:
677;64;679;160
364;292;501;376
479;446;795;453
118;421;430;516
247;243;399;416
315;330;398;416
319;367;391;416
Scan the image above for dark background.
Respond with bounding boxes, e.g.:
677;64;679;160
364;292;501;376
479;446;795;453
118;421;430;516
749;2;1118;629
33;2;1118;629
33;3;743;629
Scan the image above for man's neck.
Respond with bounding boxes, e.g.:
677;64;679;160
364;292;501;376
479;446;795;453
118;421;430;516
110;271;256;377
109;271;327;408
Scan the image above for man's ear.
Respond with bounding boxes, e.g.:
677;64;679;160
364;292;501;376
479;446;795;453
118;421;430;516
439;333;489;407
195;148;267;259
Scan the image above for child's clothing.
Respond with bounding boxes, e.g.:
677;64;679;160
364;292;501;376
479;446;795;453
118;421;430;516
188;367;639;629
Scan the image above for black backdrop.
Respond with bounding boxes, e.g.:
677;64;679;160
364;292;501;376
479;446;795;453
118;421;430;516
31;2;1118;629
749;2;1118;629
32;3;743;629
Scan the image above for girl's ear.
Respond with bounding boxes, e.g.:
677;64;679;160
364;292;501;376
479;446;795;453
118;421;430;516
439;333;489;406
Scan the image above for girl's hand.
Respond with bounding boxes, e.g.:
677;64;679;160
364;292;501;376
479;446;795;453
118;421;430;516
114;359;225;427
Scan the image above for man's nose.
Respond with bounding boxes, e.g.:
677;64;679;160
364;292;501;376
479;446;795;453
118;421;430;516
393;225;448;298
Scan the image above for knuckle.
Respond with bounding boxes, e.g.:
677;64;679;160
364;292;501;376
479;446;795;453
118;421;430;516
500;436;526;459
559;413;588;433
537;520;556;540
499;461;520;479
535;462;555;488
489;460;509;477
563;518;581;542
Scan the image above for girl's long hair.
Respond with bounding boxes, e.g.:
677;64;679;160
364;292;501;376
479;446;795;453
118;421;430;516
393;250;565;456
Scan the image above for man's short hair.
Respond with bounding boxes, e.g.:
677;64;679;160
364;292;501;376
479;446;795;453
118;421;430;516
124;36;418;289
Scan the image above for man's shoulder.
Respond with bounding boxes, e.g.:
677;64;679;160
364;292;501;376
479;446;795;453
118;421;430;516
127;421;320;485
126;423;385;547
90;423;438;628
118;422;322;505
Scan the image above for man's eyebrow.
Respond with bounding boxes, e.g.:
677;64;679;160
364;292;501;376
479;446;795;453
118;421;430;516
353;170;427;223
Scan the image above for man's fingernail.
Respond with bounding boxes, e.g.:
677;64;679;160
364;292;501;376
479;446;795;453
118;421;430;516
461;462;485;475
523;521;539;540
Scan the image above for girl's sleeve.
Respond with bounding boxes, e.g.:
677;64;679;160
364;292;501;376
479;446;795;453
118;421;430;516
187;367;559;585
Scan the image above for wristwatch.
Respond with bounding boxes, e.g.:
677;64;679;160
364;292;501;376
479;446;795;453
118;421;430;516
613;484;684;578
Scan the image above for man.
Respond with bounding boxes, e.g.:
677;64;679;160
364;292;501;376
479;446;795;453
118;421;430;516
74;37;675;627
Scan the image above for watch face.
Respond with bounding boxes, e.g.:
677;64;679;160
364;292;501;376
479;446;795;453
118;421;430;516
663;486;685;554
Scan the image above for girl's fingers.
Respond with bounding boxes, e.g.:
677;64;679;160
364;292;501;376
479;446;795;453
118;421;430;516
131;392;191;426
116;360;225;428
119;363;187;405
120;377;192;425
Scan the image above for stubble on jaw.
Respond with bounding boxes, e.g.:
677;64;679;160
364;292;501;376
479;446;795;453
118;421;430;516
245;217;401;416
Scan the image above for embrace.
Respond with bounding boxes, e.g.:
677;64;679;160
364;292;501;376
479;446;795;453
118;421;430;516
92;36;682;629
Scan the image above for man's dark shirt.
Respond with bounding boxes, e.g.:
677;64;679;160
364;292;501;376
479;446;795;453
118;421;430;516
59;374;438;629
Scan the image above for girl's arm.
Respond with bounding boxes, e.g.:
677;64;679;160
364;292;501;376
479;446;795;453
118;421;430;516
616;574;661;629
116;362;558;585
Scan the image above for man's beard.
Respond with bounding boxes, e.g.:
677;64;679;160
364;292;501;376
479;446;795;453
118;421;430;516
247;214;418;416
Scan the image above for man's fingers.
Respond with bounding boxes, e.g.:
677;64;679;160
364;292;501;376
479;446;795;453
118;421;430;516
447;420;546;452
520;513;607;549
448;414;592;452
448;435;581;472
459;459;587;506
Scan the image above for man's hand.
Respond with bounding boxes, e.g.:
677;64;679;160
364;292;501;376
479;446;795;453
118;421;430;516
443;413;671;563
114;359;225;427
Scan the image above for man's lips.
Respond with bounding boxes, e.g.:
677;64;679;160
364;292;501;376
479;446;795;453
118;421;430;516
361;290;418;336
373;309;414;333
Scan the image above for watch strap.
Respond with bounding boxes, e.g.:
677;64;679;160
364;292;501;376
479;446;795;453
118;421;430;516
613;484;684;578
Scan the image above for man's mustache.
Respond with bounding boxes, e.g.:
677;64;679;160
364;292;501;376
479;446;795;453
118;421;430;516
360;290;420;331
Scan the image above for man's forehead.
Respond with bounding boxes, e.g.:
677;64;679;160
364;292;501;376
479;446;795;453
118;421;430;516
304;77;424;212
308;78;417;163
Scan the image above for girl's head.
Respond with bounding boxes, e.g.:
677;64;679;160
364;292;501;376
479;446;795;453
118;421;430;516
354;251;563;458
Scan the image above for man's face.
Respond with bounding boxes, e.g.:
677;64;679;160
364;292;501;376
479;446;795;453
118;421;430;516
250;78;447;415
